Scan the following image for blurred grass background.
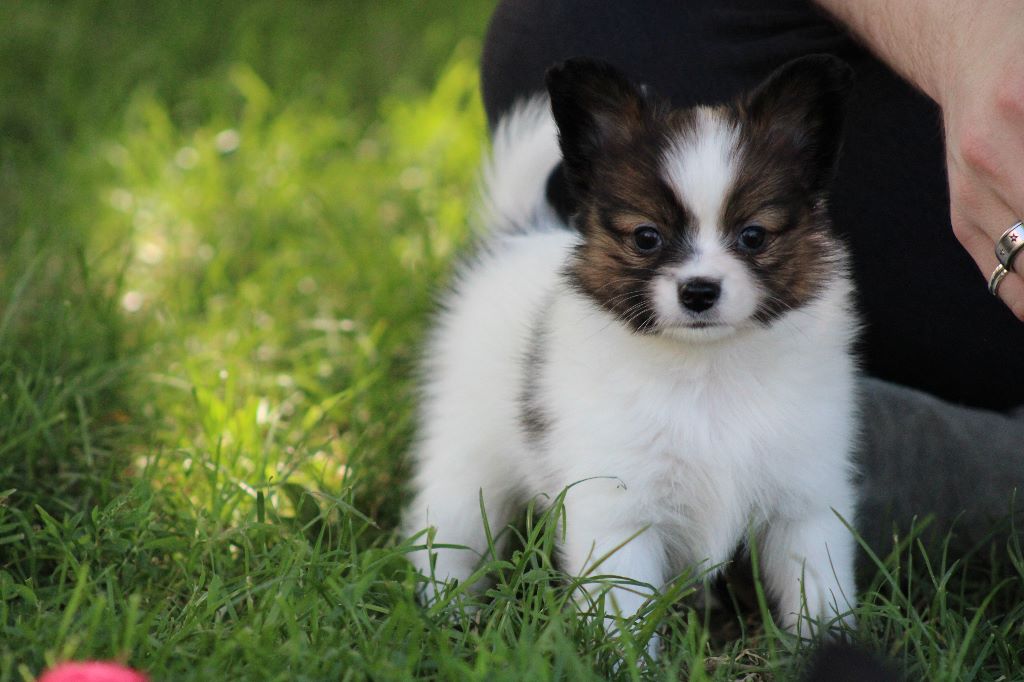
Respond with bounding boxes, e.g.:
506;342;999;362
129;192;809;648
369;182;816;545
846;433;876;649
4;2;1024;680
1;2;494;678
0;0;491;520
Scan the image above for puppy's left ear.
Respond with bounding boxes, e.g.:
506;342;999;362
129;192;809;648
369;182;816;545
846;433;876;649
546;58;647;196
742;54;854;193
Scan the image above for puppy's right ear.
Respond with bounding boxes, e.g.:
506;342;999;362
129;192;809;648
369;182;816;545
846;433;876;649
741;54;854;195
546;58;646;195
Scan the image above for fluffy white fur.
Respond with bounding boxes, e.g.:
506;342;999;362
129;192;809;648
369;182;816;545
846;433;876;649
403;96;859;653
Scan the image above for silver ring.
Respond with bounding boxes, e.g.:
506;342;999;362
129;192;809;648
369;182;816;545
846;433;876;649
996;220;1024;271
989;263;1009;296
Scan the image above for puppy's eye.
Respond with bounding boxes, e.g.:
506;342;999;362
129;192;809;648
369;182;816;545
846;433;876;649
736;224;768;254
633;225;663;253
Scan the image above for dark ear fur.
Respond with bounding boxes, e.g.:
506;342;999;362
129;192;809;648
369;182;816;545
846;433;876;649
545;58;646;195
742;54;854;193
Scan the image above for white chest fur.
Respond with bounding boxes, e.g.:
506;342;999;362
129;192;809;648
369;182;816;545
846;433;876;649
527;284;857;573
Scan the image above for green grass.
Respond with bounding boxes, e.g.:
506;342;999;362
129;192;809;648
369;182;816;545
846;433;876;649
3;2;1024;680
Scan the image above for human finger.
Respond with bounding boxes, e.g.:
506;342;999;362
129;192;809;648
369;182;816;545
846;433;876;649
968;223;1024;321
949;113;1024;266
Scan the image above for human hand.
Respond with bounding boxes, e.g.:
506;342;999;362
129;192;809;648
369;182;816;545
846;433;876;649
938;0;1024;319
813;0;1024;319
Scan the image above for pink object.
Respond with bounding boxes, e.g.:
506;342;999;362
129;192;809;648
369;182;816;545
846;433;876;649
38;662;148;682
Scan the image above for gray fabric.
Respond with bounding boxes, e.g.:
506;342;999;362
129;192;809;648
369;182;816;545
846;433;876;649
855;377;1024;565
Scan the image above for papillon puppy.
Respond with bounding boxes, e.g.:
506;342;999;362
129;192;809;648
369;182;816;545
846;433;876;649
403;55;859;654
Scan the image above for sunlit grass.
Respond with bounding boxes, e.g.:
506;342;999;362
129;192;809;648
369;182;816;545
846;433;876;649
105;49;485;526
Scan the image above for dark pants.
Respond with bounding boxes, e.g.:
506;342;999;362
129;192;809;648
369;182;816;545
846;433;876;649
481;0;1024;558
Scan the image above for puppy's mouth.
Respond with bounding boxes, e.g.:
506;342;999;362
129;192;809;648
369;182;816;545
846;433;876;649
658;321;738;343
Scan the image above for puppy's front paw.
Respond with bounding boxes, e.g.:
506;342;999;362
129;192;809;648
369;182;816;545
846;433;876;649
777;575;856;640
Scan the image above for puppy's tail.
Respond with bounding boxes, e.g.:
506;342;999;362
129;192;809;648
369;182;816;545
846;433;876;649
478;95;562;234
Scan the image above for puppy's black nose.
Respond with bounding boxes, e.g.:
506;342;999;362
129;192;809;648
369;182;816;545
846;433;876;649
678;278;721;312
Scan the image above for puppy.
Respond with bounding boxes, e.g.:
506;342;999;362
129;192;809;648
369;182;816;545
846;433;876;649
403;55;859;654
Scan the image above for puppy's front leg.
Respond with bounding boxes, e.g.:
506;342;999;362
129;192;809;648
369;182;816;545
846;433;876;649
560;505;668;659
759;511;857;637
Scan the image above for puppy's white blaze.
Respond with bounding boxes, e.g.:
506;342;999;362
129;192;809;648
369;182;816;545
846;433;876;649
660;107;740;251
655;110;758;329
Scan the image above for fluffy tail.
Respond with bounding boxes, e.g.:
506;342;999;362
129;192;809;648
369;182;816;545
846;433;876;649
478;95;562;233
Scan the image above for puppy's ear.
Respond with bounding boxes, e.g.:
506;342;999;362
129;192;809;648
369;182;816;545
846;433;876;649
546;58;646;195
742;54;854;194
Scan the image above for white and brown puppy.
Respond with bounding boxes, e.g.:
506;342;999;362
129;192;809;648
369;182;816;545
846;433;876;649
404;55;859;652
